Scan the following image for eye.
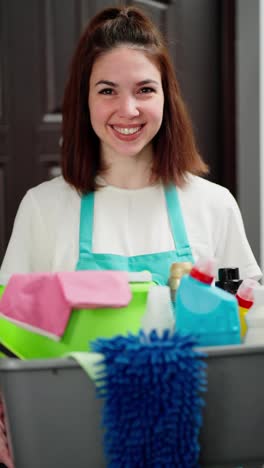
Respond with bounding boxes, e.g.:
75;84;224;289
138;87;156;94
98;88;114;95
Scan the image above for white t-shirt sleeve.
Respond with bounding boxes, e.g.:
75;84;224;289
0;190;51;285
214;189;262;280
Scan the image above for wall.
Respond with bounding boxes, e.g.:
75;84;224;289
236;0;261;268
260;0;264;272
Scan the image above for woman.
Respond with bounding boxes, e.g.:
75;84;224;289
0;6;261;285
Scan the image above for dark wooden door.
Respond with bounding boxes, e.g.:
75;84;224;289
0;0;235;262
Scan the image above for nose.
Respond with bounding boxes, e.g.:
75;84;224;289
117;95;140;118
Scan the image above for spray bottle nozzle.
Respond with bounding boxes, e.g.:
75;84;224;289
236;278;260;308
218;267;240;282
190;257;216;285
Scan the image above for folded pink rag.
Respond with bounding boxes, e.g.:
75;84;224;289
0;271;131;340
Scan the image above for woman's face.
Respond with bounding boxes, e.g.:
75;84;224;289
88;46;164;162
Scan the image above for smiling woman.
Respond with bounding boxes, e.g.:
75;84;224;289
0;5;261;286
61;6;208;194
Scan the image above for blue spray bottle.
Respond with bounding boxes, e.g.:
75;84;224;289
174;258;241;346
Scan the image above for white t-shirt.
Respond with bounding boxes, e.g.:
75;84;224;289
0;175;261;285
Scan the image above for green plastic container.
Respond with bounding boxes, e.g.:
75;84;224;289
0;282;153;359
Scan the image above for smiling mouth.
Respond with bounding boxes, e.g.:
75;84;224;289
111;125;144;135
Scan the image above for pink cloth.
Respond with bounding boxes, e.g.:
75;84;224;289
0;271;131;340
0;393;14;468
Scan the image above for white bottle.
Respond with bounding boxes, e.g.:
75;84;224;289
244;285;264;345
141;286;175;337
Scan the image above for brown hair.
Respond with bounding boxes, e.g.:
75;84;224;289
61;6;208;193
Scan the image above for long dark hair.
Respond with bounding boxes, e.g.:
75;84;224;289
61;6;208;193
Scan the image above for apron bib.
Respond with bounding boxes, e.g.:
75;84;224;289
76;185;193;285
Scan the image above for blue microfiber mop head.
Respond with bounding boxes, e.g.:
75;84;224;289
91;330;207;468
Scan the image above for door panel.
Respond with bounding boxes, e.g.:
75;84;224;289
36;0;118;185
0;0;10;261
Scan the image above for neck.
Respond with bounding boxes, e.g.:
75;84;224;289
100;145;154;189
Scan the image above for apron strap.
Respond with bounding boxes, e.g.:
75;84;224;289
79;192;94;254
164;185;192;256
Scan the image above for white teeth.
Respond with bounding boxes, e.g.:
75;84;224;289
113;126;141;135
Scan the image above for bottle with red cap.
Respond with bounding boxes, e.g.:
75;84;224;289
174;257;241;346
236;278;259;339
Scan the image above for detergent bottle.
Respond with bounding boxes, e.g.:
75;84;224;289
215;267;242;294
244;285;264;345
175;257;241;346
236;278;259;339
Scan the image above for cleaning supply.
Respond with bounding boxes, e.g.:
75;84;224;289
0;280;153;359
168;262;193;302
236;278;259;339
175;258;241;346
67;352;104;381
0;392;14;468
215;267;242;294
92;331;207;468
244;286;264;345
0;271;131;340
141;286;175;336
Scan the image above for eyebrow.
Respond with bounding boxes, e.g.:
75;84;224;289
95;79;160;87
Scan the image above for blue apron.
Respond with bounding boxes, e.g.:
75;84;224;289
76;185;194;285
